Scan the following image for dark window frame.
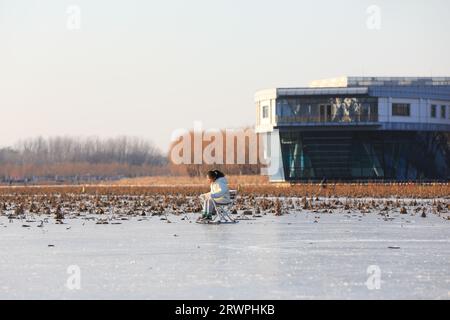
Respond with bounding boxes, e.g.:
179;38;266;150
431;105;437;118
392;103;410;117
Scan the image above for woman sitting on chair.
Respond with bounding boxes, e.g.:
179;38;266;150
198;170;231;221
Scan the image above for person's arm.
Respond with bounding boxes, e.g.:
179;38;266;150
210;179;228;199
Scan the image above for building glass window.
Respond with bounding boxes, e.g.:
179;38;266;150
279;131;450;181
392;103;410;116
276;96;378;124
262;106;269;119
441;105;446;118
431;105;437;118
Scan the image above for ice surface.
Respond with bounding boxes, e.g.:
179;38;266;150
0;211;449;300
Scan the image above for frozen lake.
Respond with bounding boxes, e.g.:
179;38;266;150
0;211;449;300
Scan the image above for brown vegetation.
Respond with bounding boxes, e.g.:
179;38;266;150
168;128;264;177
108;175;269;186
0;182;448;198
0;184;448;224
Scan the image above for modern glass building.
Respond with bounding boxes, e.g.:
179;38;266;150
255;77;450;182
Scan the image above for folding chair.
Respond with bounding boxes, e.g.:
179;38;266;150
211;190;238;224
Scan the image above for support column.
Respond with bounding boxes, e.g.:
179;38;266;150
262;129;285;182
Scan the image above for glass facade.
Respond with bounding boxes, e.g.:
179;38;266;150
280;130;450;181
276;96;378;124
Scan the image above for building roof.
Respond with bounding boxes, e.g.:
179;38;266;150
255;76;450;101
254;87;369;101
310;76;450;88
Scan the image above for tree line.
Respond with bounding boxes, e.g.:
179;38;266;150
168;128;265;177
0;129;264;183
0;136;168;182
0;136;166;165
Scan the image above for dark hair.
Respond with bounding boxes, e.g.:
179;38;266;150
206;170;225;180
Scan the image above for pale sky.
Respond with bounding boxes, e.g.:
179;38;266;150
1;0;449;152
